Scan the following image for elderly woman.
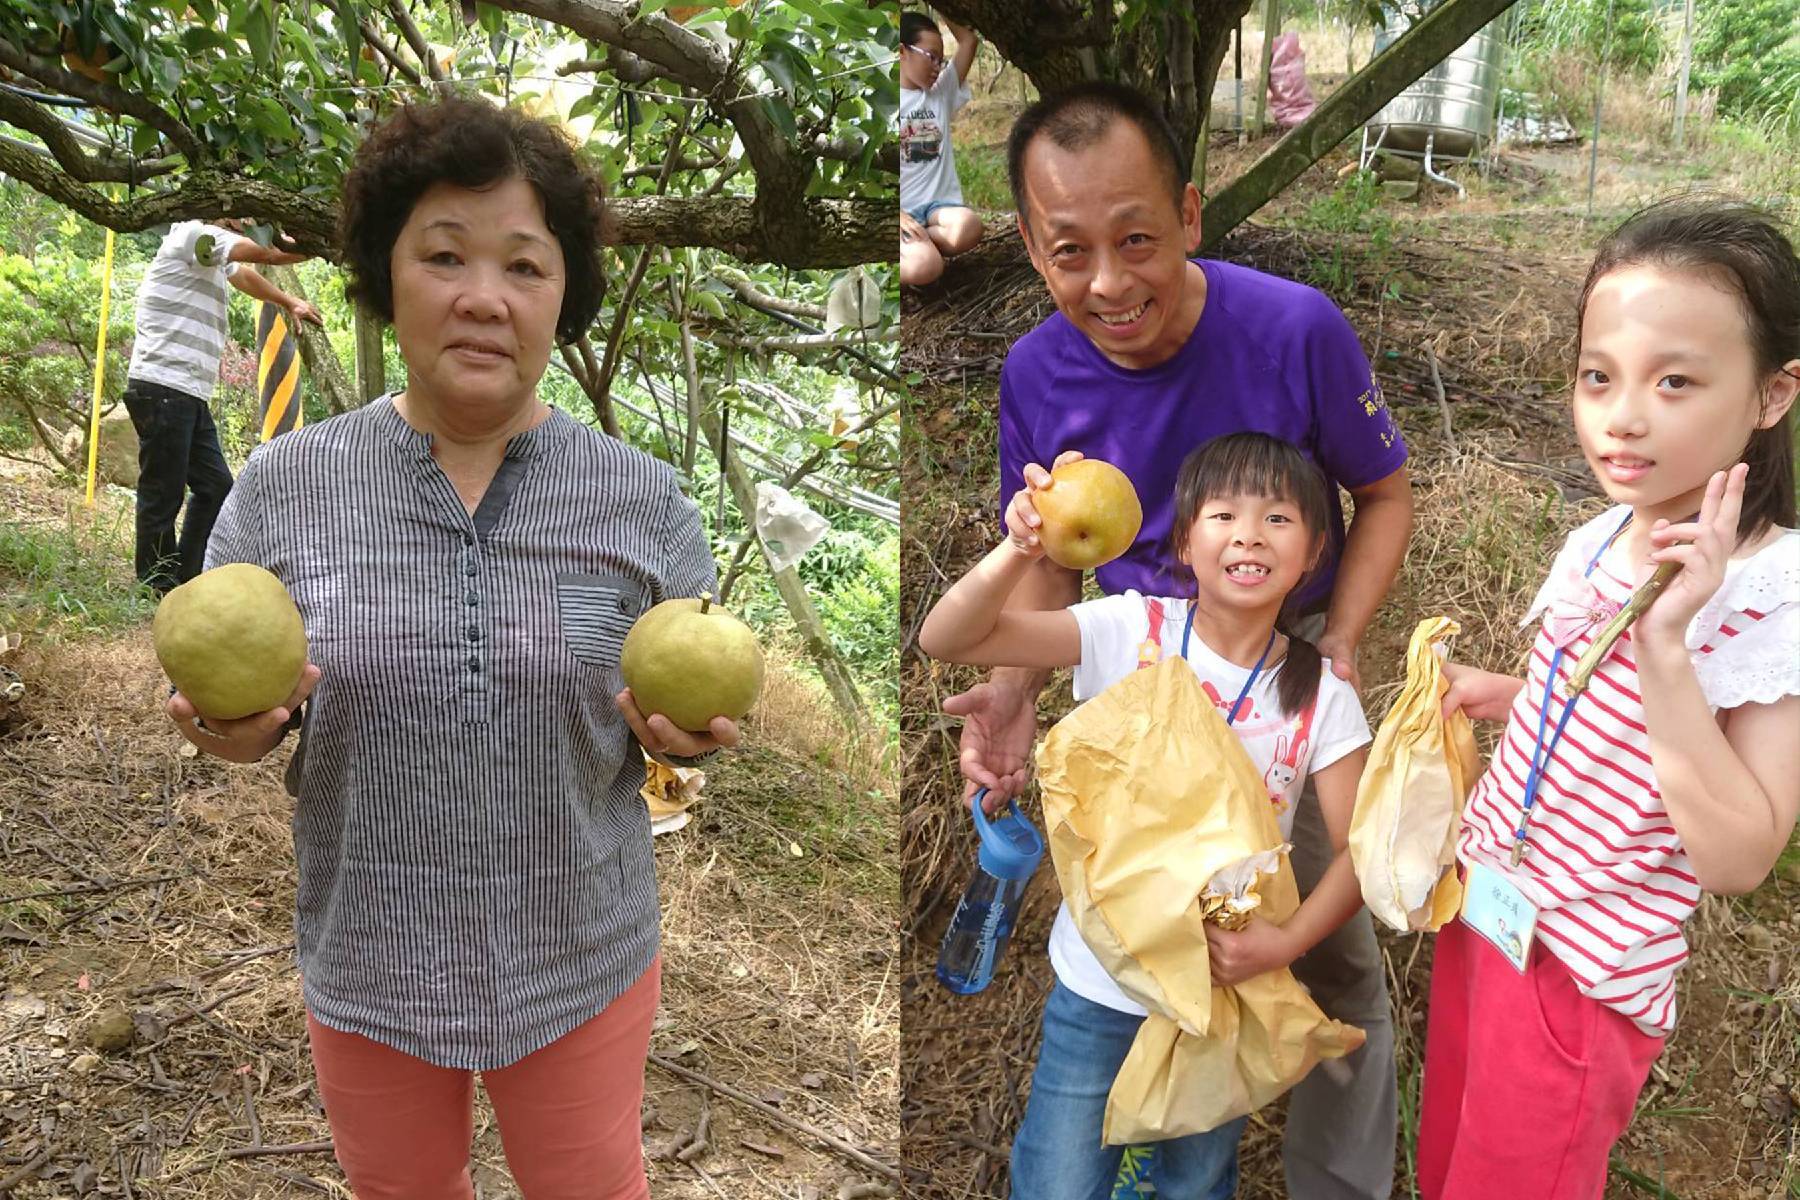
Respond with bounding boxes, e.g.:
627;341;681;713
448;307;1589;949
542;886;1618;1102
163;95;736;1199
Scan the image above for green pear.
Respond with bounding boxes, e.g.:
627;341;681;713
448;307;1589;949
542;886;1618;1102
153;563;307;721
1033;458;1143;571
620;597;765;733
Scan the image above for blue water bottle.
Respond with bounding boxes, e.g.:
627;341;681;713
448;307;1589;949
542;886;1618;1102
936;789;1046;995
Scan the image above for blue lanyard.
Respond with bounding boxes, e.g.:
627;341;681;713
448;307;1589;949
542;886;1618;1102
1182;602;1277;727
1511;510;1633;866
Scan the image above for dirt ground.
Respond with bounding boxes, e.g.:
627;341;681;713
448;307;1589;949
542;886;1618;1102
898;90;1800;1200
0;471;898;1200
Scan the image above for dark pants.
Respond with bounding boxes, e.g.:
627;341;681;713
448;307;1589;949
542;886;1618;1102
122;378;232;595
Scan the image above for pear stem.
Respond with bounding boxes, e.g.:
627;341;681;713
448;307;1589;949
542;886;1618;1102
700;592;713;615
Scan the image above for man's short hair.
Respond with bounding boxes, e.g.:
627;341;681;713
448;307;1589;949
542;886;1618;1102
1005;82;1190;231
900;11;938;46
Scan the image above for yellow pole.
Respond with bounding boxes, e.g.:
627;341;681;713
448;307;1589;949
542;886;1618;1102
84;225;118;506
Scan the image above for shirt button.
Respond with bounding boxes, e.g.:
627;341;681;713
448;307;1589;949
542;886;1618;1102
617;593;634;613
463;562;478;576
465;592;479;606
467;656;481;671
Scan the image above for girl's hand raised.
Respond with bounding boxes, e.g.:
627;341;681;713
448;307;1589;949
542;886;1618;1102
1637;463;1747;651
1005;450;1086;559
1204;914;1300;986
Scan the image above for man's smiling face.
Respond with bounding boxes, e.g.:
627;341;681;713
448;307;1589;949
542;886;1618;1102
1017;119;1203;372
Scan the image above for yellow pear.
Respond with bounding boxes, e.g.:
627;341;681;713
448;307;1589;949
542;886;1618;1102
153;564;307;721
1033;458;1143;571
620;597;765;733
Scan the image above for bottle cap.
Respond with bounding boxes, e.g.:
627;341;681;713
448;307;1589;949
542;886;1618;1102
970;789;1045;881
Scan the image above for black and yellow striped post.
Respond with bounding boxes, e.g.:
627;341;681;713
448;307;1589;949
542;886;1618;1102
256;300;302;441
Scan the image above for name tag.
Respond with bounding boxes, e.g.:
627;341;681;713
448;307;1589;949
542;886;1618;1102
1458;860;1538;973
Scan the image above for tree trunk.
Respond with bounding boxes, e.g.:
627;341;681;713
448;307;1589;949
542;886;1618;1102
263;265;357;415
696;407;867;727
937;0;1255;173
354;310;387;405
1201;0;1522;248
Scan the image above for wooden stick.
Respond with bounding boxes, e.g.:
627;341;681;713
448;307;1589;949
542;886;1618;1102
1564;562;1682;697
647;1054;897;1181
0;1149;54;1194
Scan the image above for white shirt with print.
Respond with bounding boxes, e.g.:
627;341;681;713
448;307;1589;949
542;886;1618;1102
898;63;969;213
1045;591;1372;1016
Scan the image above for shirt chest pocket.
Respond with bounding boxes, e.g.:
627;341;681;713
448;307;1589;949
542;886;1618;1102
555;573;645;669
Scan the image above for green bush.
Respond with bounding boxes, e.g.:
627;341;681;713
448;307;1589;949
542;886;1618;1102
1692;0;1800;134
1512;0;1665;75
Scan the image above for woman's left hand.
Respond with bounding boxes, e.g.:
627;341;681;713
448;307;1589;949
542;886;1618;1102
1638;463;1747;650
1203;913;1299;987
615;688;741;763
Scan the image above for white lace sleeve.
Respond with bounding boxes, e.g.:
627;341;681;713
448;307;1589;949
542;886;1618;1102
1687;532;1800;710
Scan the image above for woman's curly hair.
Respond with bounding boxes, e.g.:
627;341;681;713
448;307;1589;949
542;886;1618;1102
338;93;608;344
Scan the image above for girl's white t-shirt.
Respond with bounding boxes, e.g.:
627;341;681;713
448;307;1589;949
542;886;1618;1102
898;63;969;213
1046;591;1372;1016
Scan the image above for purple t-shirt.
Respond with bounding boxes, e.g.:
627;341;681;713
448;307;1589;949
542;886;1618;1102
999;259;1406;612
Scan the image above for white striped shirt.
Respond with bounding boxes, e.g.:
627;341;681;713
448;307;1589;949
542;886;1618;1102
1458;508;1799;1035
128;222;246;400
206;396;714;1068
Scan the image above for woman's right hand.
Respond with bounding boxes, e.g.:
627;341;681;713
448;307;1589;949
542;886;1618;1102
168;663;321;763
1440;661;1523;723
1005;450;1084;557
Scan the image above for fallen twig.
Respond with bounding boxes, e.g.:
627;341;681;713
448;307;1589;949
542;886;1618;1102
648;1053;897;1181
0;1149;54;1195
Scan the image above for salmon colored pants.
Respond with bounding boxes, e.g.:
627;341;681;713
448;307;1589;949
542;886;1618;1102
305;957;659;1200
1417;919;1662;1200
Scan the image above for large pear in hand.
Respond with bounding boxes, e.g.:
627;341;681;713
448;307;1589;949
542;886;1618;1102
620;597;765;732
154;564;308;721
1033;458;1143;571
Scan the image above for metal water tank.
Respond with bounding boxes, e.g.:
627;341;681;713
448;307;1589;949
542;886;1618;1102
1364;6;1508;163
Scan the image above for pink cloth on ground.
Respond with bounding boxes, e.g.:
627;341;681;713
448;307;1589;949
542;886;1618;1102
1416;919;1662;1199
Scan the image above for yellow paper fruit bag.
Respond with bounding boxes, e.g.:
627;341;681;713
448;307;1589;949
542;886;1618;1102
1038;657;1365;1144
1349;617;1480;933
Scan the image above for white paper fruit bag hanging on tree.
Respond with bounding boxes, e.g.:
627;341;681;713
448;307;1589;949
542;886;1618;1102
1037;657;1364;1144
1349;616;1479;933
753;482;830;574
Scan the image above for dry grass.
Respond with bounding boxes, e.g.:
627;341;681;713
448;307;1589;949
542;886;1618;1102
0;475;898;1200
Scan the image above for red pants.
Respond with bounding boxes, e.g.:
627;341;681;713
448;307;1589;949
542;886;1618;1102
306;957;659;1200
1417;920;1662;1200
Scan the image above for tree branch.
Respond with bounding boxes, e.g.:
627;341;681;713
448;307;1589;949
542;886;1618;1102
0;37;204;162
1201;0;1524;245
0;133;891;266
385;0;447;84
607;194;890;268
491;0;814;260
0;140;340;252
715;269;827;321
0;88;180;183
356;19;425;87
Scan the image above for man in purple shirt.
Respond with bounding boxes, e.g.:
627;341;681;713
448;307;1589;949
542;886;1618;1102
949;83;1412;1199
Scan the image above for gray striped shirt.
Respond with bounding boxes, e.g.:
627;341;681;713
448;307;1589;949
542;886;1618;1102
128;222;244;400
206;396;714;1069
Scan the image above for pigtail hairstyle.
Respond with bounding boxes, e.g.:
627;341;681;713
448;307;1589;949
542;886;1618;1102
1170;433;1333;716
1577;196;1799;542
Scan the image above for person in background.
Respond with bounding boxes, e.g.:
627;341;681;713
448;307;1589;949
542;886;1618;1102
899;9;984;286
124;217;321;595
